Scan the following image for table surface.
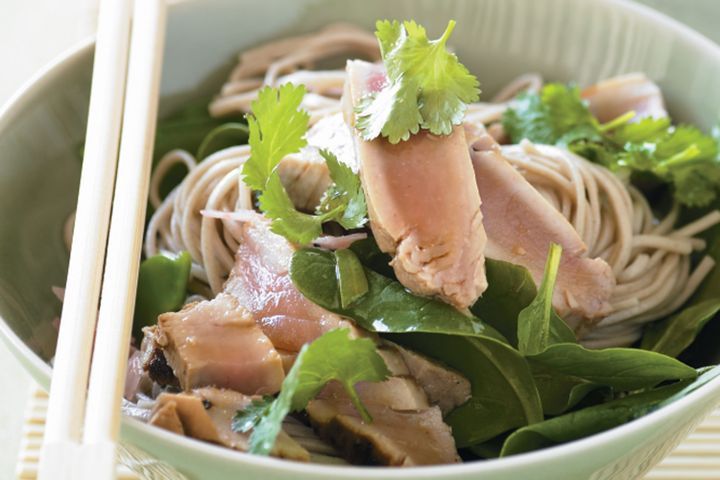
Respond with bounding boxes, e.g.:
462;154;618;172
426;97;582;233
0;1;718;478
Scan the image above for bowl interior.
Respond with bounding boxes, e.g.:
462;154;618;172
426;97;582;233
2;0;720;478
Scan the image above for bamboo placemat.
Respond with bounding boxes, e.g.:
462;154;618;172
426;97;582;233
16;386;186;480
15;383;720;480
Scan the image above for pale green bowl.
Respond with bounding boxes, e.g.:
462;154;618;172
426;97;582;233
1;0;720;478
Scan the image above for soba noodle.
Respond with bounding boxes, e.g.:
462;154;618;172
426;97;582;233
138;24;720;348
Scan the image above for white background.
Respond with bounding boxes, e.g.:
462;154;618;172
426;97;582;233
0;0;717;478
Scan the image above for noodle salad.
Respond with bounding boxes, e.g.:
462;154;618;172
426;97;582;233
81;19;720;466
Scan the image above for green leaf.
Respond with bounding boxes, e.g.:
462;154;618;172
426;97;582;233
356;19;480;143
528;343;697;391
471;258;538;346
500;379;694;457
389;332;543;447
610;117;671;144
258;173;324;244
242;84;309;191
242;87;366;245
334;249;369;308
467;436;506;460
642;299;720;357
290;249;542;446
240;329;390;455
231;396;273;433
652;366;720;410
503;84;600;146
196;122;249;160
290;329;389;415
517;243;575;355
316;150;368;230
289;248;543;447
356;80;422;144
289;248;505;341
348;237;396;279
133;251;191;339
475;245;695;413
530;363;610;415
502;84;720;207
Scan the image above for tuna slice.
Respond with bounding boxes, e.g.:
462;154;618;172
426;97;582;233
154;293;285;395
581;73;668;123
224;216;464;464
147;213;467;466
307;379;458;466
342;59;488;310
379;341;470;415
468;130;615;326
223;212;350;354
150;387;309;461
225;214;471;413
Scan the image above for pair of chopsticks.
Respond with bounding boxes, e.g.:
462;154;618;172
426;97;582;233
38;0;167;479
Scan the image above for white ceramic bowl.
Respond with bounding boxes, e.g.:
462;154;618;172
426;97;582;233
2;0;720;478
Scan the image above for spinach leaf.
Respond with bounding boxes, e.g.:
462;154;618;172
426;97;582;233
516;243;575;355
653;366;720;409
530;362;610;415
500;379;693;457
133;251;191;339
471;259;537;346
642;299;720;357
347;235;541;341
466;434;508;459
348;237;396;278
388;332;544;447
290;248;543;446
528;343;697;390
511;243;696;399
196;122;249;160
290;248;506;341
334;249;368;308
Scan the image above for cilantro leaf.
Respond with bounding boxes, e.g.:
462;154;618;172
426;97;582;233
502;84;602;147
503;84;720;207
241;85;367;244
242;84;309;190
610;117;671;144
613;124;720;207
356;19;480;143
234;329;390;455
316;150;368;230
258;173;324;244
231;396;273;433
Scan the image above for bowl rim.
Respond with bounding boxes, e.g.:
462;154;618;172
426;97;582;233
2;0;720;476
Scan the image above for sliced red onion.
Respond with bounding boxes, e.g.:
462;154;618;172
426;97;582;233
51;285;65;302
200;209;258;222
313;232;368;250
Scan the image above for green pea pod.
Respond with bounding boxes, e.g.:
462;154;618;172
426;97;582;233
133;251;192;339
334;249;369;308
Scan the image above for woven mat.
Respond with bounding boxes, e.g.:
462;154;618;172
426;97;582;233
16;385;720;479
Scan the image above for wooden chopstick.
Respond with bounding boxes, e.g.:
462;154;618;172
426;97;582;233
38;0;132;478
79;0;168;478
